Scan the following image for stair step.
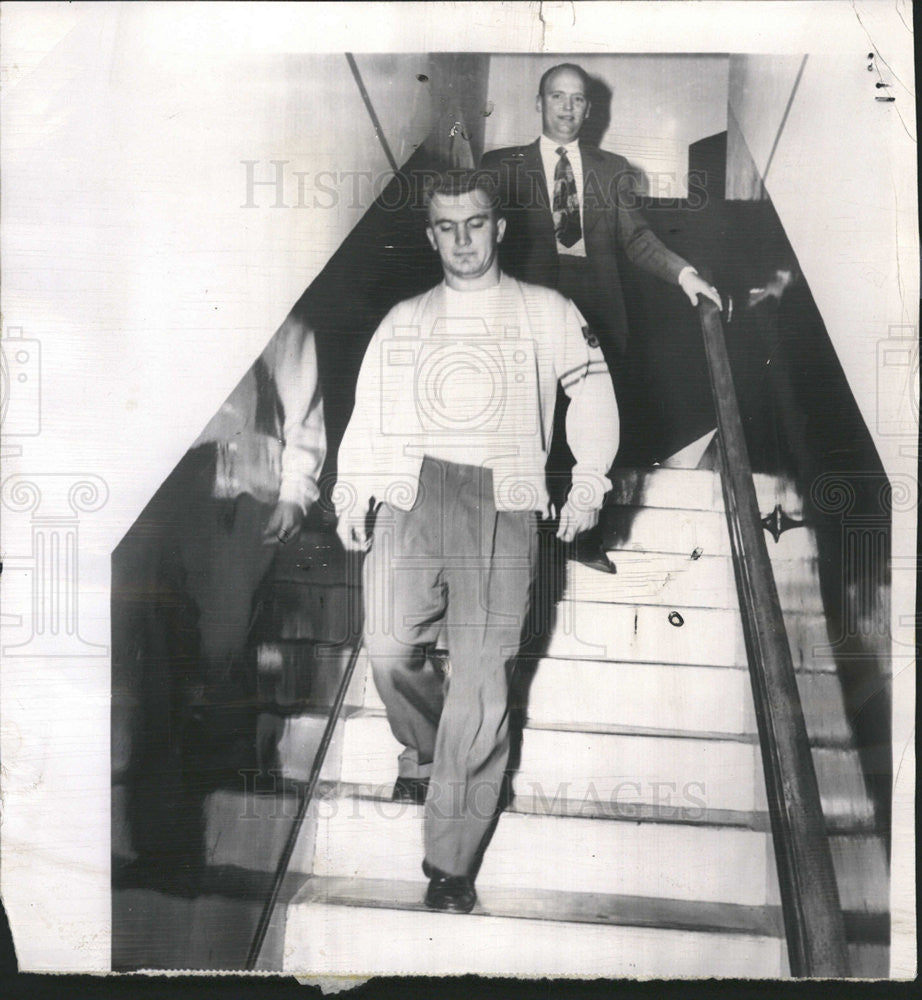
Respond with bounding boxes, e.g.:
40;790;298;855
598;506;732;556
564;549;824;613
310;791;774;905
332;712;875;825
283;893;787;978
359;652;852;743
540;602;833;670
296;874;785;934
514;656;853;743
336;781;763;829
282;875;787;976
204;787;301;871
306;791;887;911
338;712;761;813
606;467;802;516
268;711;346;784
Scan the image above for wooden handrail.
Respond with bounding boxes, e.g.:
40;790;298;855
698;299;850;976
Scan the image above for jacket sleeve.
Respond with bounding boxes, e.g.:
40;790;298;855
333;314;389;521
552;297;619;511
267;314;327;513
609;161;690;285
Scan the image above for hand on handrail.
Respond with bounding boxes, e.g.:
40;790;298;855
679;268;723;311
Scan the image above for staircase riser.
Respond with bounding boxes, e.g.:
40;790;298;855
541;604;833;670
600;507;731;557
275;715;346;784
352;605;833;673
283;902;786;977
604;468;802;517
521;660;852;742
198;792;887;937
338;715;761;813
334;716;875;823
310;806;774;905
564;553;823;613
361;658;852;744
308;807;888;915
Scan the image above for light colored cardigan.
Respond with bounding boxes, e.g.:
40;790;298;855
335;273;618;520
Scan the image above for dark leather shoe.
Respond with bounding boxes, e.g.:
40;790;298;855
574;535;617;574
392;777;429;805
423;863;477;914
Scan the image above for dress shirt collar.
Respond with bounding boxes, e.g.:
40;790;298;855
540;134;580;160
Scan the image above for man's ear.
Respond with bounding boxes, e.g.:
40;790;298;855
425;225;437;252
535;93;543;114
496;216;507;244
585;101;591;120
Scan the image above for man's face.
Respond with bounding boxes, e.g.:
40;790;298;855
426;189;506;283
538;68;590;145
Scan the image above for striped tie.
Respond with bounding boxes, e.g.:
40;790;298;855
553;146;581;248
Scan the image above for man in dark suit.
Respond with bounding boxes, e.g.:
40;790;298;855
480;62;721;567
480;62;721;362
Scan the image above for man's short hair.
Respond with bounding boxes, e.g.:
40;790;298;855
538;62;591;97
422;170;501;217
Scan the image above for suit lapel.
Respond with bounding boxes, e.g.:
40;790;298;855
520;139;550;210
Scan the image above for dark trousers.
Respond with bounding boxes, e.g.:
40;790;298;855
175;450;277;702
557;255;623;378
363;457;538;876
547;255;624;503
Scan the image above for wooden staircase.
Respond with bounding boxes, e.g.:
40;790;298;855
203;466;889;976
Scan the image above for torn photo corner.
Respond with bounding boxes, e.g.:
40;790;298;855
0;0;916;983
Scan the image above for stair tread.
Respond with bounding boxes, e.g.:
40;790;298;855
294;874;785;937
324;782;881;834
339;705;856;749
347;704;755;741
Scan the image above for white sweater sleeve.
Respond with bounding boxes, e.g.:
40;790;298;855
334;315;388;521
268;314;327;513
553;298;619;511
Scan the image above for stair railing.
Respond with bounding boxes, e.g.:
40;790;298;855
698;297;850;976
245;625;365;970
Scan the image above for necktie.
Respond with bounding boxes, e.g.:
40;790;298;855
553;146;581;248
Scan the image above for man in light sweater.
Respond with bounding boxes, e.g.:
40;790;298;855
335;171;618;914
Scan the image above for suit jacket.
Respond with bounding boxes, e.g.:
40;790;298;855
480;139;691;355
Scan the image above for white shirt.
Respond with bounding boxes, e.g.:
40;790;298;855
539;134;586;258
417;281;522;470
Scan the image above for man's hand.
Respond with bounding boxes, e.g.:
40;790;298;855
262;500;304;546
336;514;371;552
556;496;600;542
678;269;723;311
